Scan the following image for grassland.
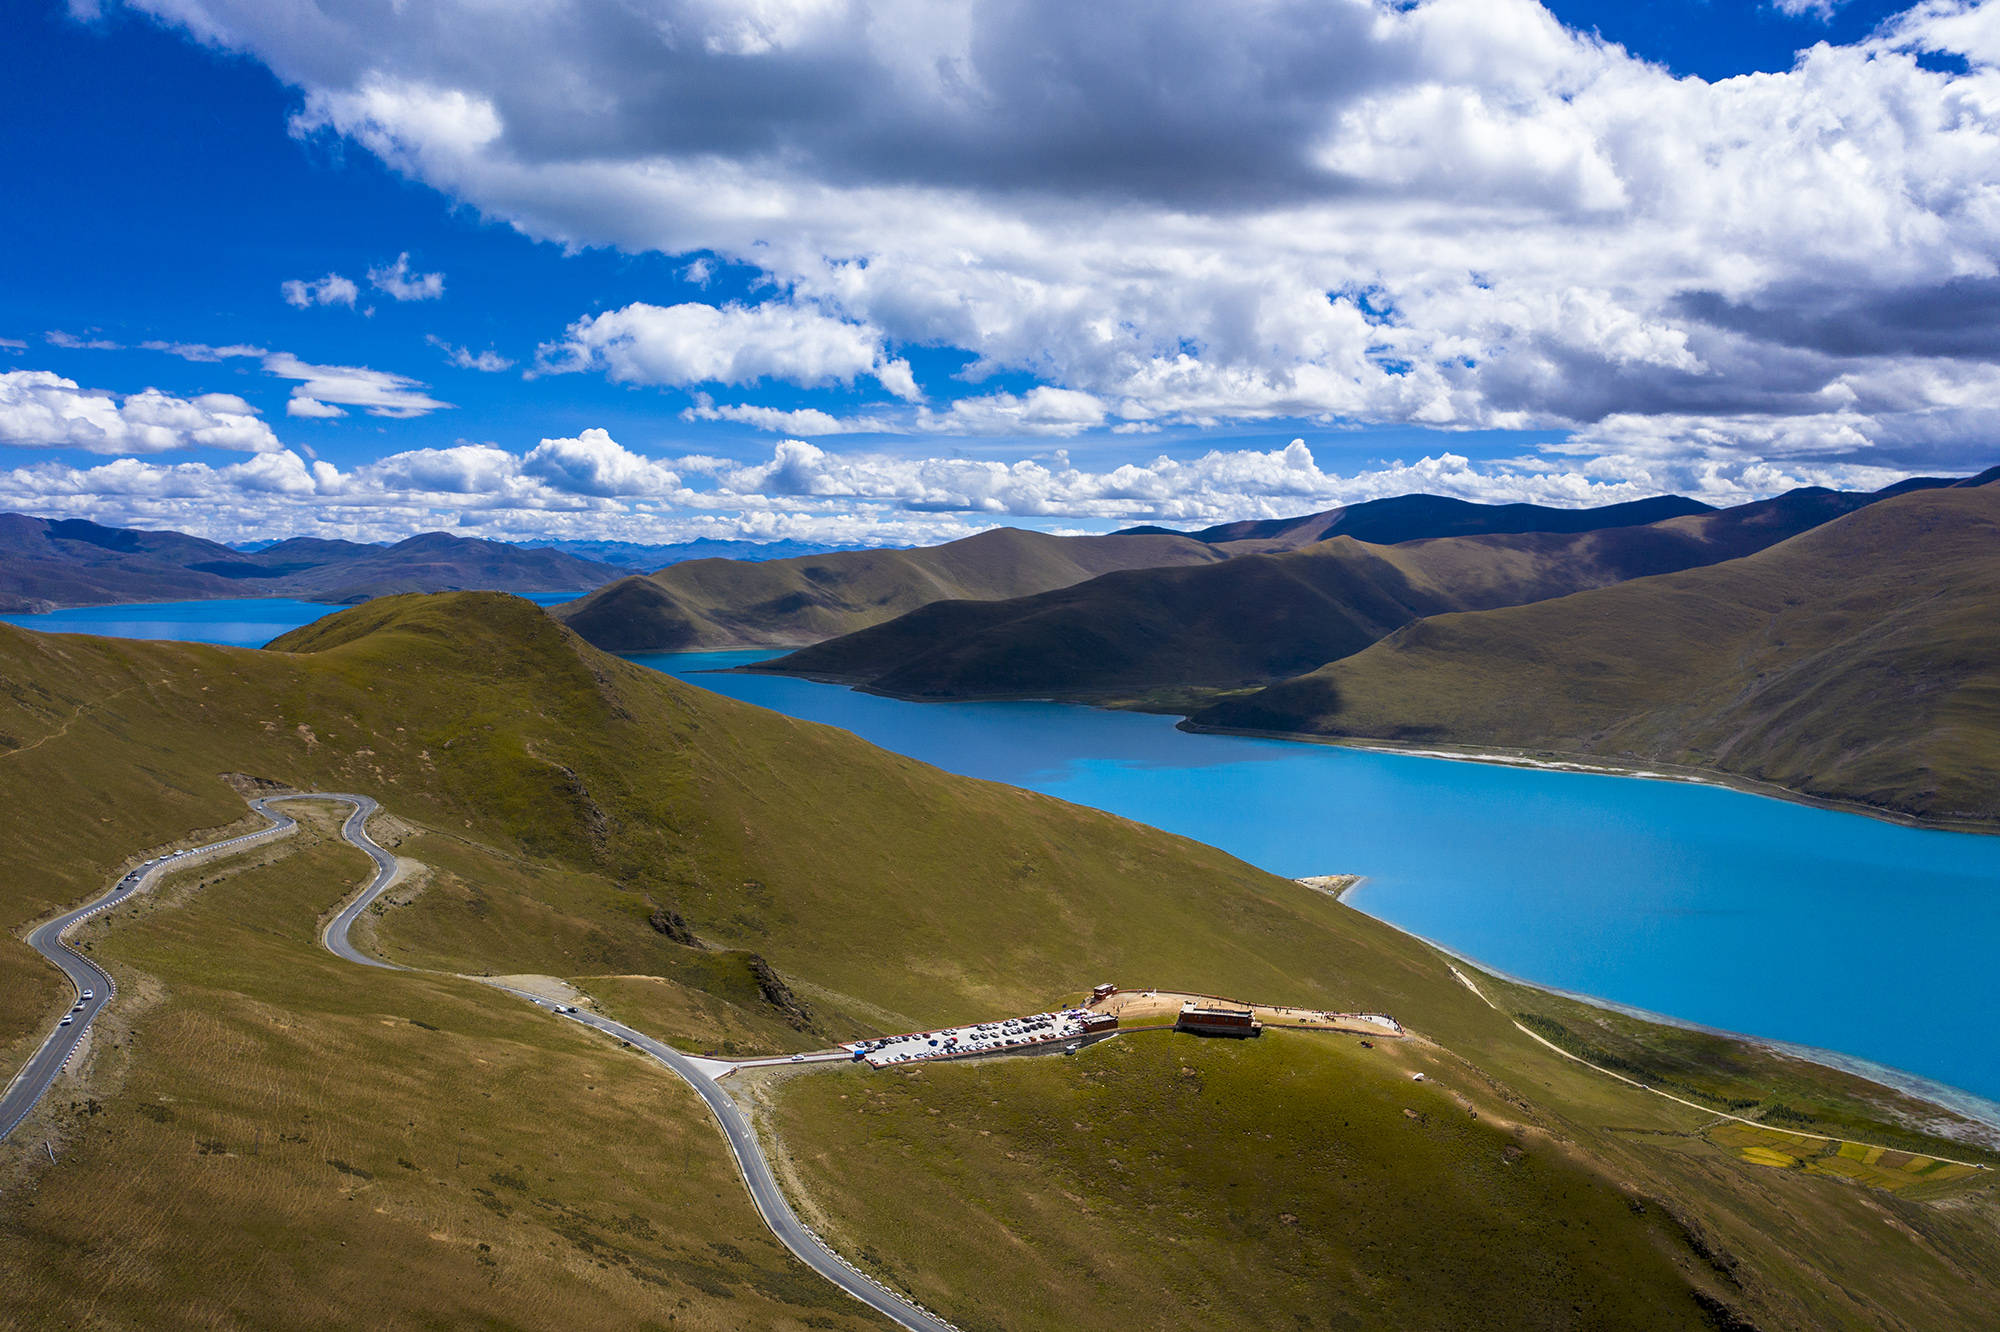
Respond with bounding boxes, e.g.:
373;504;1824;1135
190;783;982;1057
2;592;1998;1328
0;804;875;1330
764;1009;2000;1332
1195;484;2000;825
766;1032;1717;1332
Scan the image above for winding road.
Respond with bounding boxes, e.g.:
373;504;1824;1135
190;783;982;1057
1;793;956;1332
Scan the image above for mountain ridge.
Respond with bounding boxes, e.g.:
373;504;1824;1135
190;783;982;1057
758;474;1985;702
0;513;630;611
1192;481;2000;826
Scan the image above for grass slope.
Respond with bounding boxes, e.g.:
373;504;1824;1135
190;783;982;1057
1;804;875;1330
0;593;1996;1328
761;482;1915;701
553;526;1225;651
1196;484;2000;824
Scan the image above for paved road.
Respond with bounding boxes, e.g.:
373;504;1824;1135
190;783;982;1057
3;791;956;1331
493;986;957;1332
287;795;404;971
0;807;300;1144
1;792;398;1144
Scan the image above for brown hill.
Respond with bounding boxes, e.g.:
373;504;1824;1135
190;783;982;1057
553;525;1227;651
759;479;1950;701
1194;482;2000;825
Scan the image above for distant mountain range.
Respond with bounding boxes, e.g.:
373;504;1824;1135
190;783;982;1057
552;488;1767;654
0;515;630;611
1193;474;2000;825
552;526;1233;651
517;537;866;569
1117;491;1713;548
753;475;1982;700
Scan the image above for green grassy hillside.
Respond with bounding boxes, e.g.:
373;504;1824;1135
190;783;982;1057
553;525;1225;651
1;593;1996;1328
761;483;1905;702
1196;484;2000;824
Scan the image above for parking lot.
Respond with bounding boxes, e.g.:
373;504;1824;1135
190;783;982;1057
847;1008;1102;1067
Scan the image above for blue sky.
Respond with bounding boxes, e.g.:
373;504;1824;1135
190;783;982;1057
3;0;1997;545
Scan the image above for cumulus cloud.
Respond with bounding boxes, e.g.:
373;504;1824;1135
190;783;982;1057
369;252;445;301
0;368;281;454
108;0;2000;482
520;427;681;496
539;300;921;400
261;352;451;418
3;427;1926;548
280;272;359;309
425;335;512;371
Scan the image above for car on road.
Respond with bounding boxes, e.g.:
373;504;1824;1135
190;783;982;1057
59;1016;72;1027
790;1053;805;1063
81;989;93;1000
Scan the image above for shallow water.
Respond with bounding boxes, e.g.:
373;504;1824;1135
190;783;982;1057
7;595;1994;1107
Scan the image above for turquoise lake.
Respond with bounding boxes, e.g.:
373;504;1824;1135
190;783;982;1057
6;597;1997;1113
0;593;584;649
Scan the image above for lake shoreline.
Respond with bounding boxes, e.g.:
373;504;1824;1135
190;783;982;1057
1329;879;2000;1144
734;662;2000;837
1181;720;2000;838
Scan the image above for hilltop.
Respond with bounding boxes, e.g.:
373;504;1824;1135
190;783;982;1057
0;513;630;610
553;525;1228;651
0;594;1995;1327
1158;490;1713;548
554;487;1768;653
1195;482;2000;826
759;476;1966;703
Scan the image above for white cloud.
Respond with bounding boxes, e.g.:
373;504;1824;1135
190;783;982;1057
539;300;922;401
0;421;1953;547
0;338;27;352
0;368;281;454
1770;0;1844;20
682;395;885;435
141;340;268;362
521;427;681;497
281;273;359;309
261;352;451;418
122;0;2000;483
425;334;513;371
285;396;347;419
46;330;122;351
369;252;445;301
915;388;1109;438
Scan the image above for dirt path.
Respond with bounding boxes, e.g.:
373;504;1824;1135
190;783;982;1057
1445;964;1990;1171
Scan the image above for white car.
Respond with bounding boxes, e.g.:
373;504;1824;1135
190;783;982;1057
81;989;94;1000
59;1016;73;1027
